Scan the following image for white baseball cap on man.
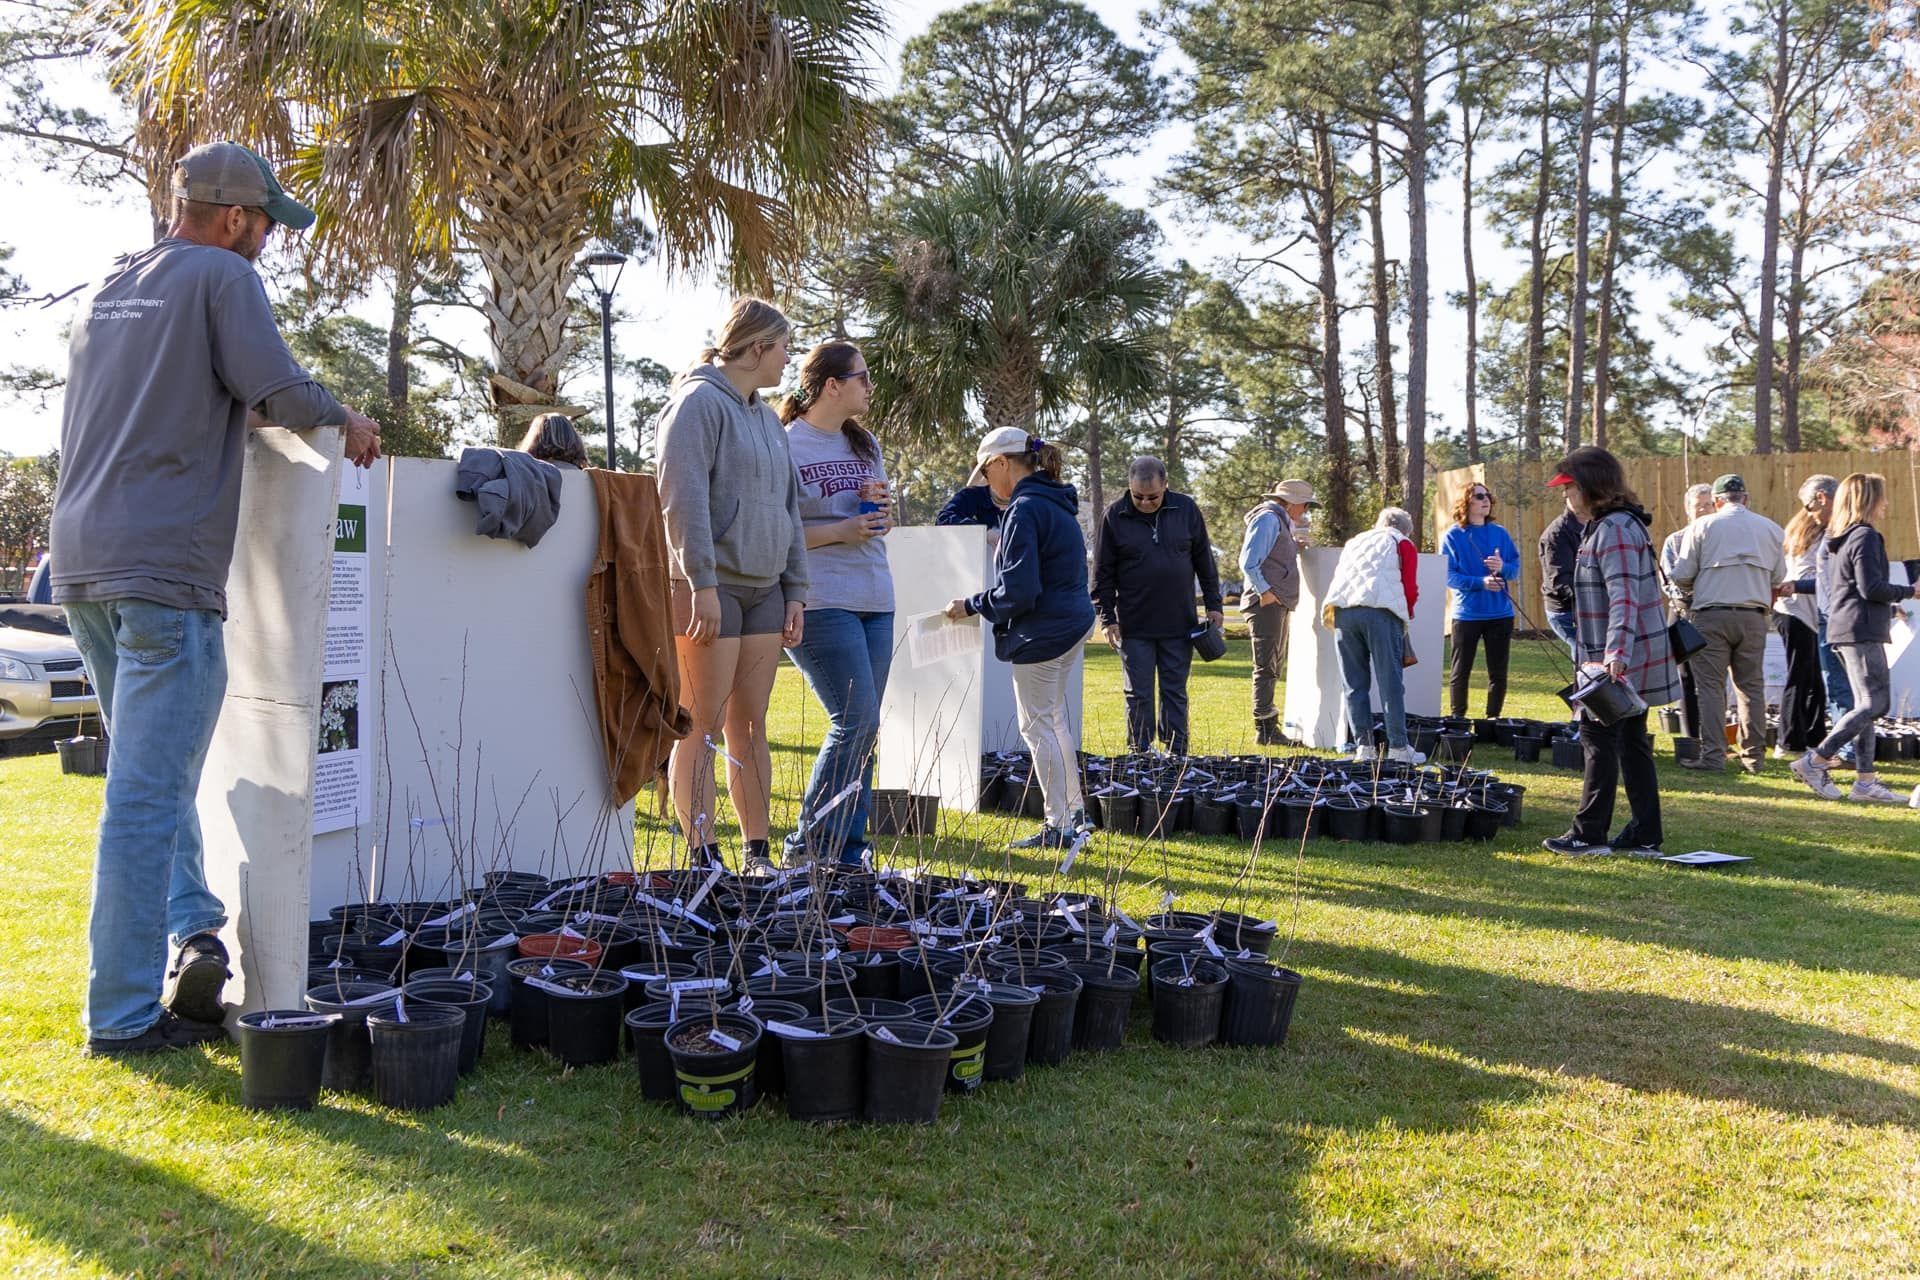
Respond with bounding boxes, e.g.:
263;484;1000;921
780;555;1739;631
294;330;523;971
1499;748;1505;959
967;426;1036;486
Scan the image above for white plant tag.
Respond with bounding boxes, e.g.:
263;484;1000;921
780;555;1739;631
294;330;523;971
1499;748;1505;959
378;929;408;947
1058;828;1090;874
822;947;841;962
658;927;675;949
491;932;520;948
422;903;476;927
1102;923;1119;947
669;978;729;993
559;925;586;940
524;977;576;996
1115;908;1141;932
573;911;622;926
1256;919;1279;933
1158;890;1175;912
539;963;556;977
327;958;346;969
261;1014;333;1029
1236;949;1254;960
670;988;681;1019
871;1025;903;1044
707;1028;743;1051
736;995;755;1015
620;968;666;982
876;889;907;912
1026;985;1047;995
341;988;397;1007
1063;909;1086;935
684;865;726;915
1202;933;1224;958
454;970;475;983
812;779;863;820
828;914;857;926
775;884;813;907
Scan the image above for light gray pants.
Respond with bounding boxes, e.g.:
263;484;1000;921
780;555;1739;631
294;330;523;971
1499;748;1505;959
1011;650;1084;829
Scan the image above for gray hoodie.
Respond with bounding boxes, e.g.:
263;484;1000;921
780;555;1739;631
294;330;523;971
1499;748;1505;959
655;365;809;602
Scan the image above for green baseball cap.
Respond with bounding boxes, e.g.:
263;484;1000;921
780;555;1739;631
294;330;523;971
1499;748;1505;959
171;141;316;231
1711;473;1746;497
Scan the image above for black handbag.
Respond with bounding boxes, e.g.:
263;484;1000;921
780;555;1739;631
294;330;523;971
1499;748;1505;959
1667;614;1707;663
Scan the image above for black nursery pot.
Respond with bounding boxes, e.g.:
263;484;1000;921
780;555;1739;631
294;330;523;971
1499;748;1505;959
773;1013;869;1122
1276;796;1325;841
1024;969;1084;1067
1192;796;1234;837
545;971;630;1067
623;1002;681;1103
666;1011;763;1119
1322;798;1376;842
1209;911;1277;957
907;992;994;1094
863;1021;959;1125
235;1011;338;1111
618;962;694;1011
843;949;903;1000
1550;736;1585;771
1435;730;1474;763
1233;797;1275;841
367;1004;464;1111
1512;733;1547;763
1464;800;1507;841
1673;736;1701;763
1149;956;1228;1048
977;981;1041;1082
1379;804;1430;845
303;980;398;1093
1067;961;1139;1052
402;977;493;1075
744;999;809;1098
1098;790;1141;834
1220;960;1303;1048
507;957;591;1050
825;996;915;1025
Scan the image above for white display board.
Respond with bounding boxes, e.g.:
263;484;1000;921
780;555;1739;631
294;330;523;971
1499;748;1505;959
1282;547;1446;750
873;525;1084;810
1886;564;1920;717
202;440;632;1015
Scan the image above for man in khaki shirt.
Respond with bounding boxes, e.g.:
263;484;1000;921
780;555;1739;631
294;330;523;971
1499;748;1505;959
1669;474;1788;774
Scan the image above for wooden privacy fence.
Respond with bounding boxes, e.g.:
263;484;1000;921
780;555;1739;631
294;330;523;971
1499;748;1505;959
1433;448;1920;629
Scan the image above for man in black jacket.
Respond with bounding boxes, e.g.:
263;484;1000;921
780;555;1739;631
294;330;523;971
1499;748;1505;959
1093;457;1223;756
1538;498;1586;657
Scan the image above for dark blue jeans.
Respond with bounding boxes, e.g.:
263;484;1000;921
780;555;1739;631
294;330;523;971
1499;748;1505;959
1334;606;1408;750
1120;634;1193;755
1547;611;1579;662
784;609;894;865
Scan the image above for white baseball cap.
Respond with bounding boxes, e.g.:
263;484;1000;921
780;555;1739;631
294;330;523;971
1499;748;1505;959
967;426;1035;486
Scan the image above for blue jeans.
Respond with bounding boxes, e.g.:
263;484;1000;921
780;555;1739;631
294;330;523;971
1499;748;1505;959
65;600;229;1038
1334;606;1408;750
784;609;894;866
1547;610;1580;662
1818;616;1856;759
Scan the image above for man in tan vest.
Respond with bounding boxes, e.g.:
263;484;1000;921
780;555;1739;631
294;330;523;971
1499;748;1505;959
1238;480;1316;745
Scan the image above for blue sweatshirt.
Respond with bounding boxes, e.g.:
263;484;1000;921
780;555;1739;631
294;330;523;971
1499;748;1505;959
936;484;1004;528
1442;522;1519;621
965;473;1095;664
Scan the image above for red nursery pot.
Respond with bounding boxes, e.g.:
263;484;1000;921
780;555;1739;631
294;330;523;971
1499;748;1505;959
844;926;916;953
516;933;605;964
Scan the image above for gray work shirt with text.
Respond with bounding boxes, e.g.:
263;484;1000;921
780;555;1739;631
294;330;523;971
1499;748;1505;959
50;238;346;617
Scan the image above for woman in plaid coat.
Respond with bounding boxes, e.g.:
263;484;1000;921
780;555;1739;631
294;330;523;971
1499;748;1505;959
1544;447;1681;857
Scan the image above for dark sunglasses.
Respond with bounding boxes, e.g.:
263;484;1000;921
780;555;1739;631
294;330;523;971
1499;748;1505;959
836;369;872;386
1130;491;1165;504
1469;490;1492;500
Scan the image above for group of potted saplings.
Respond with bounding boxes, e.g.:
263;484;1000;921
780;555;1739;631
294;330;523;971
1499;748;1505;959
233;863;1304;1123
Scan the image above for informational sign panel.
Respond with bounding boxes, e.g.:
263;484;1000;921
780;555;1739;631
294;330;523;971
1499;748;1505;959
314;464;370;835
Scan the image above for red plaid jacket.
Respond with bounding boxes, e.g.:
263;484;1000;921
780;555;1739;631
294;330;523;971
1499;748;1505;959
1573;506;1680;708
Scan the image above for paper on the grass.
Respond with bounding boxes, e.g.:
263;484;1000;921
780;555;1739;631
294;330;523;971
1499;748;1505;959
907;609;982;669
1660;850;1752;866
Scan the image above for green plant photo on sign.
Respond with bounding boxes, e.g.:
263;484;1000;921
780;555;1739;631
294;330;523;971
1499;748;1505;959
335;504;367;554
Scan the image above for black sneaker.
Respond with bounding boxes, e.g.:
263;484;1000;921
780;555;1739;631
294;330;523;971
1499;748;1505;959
1008;826;1067;850
741;854;779;878
86;1010;228;1057
1541;835;1611;856
163;933;230;1025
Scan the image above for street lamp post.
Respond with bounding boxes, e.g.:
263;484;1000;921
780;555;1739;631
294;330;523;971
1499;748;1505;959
579;250;627;469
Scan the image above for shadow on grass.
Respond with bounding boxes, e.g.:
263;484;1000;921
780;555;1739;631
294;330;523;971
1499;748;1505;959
0;1104;365;1274
1300;941;1920;1130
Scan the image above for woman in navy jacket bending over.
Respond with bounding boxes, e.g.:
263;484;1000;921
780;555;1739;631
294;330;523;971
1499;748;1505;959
945;428;1096;850
1442;480;1522;719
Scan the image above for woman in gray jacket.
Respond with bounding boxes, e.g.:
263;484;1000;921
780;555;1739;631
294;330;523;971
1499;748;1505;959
656;298;809;873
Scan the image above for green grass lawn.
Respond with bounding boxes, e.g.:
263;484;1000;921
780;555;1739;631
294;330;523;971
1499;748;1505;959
3;639;1918;1278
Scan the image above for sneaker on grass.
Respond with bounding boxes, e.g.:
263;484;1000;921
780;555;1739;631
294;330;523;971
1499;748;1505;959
163;933;230;1026
1848;777;1904;804
1009;826;1068;851
86;1011;228;1058
1789;751;1842;801
1542;835;1612;856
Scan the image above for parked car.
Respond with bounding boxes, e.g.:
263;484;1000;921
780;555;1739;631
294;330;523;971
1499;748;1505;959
0;603;100;750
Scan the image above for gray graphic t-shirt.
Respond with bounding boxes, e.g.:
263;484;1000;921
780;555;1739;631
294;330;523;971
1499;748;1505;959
785;421;894;615
51;238;345;616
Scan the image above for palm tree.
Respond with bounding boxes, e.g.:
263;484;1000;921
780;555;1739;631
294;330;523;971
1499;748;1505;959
857;161;1168;437
105;0;883;439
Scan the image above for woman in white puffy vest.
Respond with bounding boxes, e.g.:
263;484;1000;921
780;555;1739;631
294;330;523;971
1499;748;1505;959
1320;507;1425;764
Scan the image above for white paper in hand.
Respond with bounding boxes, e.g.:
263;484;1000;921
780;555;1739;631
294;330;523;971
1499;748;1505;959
907;609;982;669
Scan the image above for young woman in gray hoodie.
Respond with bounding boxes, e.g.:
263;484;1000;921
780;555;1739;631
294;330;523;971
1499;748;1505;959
656;298;809;873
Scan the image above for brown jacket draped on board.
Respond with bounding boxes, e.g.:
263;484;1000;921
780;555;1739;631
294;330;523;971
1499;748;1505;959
588;469;690;808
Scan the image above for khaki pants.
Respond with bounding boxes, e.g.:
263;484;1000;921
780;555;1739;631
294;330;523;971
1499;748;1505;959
1689;607;1770;767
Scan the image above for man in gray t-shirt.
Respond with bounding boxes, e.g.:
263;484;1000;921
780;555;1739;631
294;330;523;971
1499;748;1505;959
53;141;381;1056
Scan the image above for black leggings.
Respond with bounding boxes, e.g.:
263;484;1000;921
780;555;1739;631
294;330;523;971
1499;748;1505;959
1449;616;1514;719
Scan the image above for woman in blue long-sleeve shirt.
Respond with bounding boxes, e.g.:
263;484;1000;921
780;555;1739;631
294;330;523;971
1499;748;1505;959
1442;481;1521;718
